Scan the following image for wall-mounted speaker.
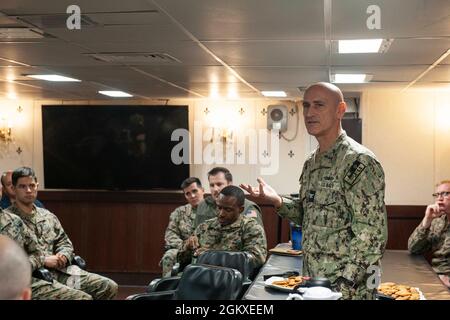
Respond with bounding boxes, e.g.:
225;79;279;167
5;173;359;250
267;105;288;132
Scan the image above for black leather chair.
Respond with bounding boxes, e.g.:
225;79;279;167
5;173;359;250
127;264;243;300
147;250;259;296
146;275;181;293
33;255;87;282
196;250;257;279
196;250;259;298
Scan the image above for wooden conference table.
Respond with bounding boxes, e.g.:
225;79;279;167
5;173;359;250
244;245;450;300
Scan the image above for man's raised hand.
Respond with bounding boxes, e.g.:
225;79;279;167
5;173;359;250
240;178;283;208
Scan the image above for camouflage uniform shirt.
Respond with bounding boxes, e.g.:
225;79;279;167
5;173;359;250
408;214;450;275
179;215;267;268
164;204;196;251
277;132;387;299
7;205;75;266
0;209;44;271
194;196;264;228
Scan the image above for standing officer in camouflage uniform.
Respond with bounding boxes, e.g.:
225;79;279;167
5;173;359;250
178;185;267;268
408;180;450;288
242;82;387;299
6;167;118;300
194;167;264;228
159;177;205;277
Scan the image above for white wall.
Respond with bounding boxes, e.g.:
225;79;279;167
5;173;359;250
1;89;449;205
190;99;309;195
361;89;450;205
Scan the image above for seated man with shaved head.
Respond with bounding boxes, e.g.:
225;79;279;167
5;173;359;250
0;234;32;300
242;82;387;299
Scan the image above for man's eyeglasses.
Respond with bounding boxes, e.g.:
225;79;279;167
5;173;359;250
432;191;450;199
17;183;38;190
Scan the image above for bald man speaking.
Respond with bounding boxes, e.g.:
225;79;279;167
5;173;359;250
242;82;387;299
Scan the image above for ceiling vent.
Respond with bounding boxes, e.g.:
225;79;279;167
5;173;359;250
86;52;182;64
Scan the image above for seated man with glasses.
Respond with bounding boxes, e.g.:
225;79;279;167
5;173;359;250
5;167;118;300
408;180;450;288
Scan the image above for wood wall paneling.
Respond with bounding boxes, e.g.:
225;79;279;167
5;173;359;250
38;191;427;284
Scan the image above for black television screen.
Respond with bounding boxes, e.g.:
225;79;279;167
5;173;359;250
42;105;189;190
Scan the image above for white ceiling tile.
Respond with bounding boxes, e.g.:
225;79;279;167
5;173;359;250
234;67;329;85
42;24;190;44
206;41;328;66
156;0;324;40
79;41;220;66
332;0;450;39
1;0;156;15
134;66;241;83
0;0;448;99
0;42;104;66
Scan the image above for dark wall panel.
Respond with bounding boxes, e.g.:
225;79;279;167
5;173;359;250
39;191;426;284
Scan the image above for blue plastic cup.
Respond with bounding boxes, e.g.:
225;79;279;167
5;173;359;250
290;223;302;250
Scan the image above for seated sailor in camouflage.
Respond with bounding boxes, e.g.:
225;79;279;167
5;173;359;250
241;83;387;300
6;167;118;300
178;185;267;268
159;177;205;277
1;195;92;299
194;167;264;228
408;180;450;288
1;208;42;272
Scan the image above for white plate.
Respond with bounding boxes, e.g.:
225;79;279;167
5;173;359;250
377;287;426;300
264;276;297;292
417;287;426;300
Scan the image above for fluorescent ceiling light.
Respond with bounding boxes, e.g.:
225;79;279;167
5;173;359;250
98;90;133;97
27;74;81;82
261;91;287;97
338;39;383;53
333;74;367;83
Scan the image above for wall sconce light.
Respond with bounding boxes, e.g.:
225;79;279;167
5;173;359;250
211;127;234;144
0;118;13;143
206;107;238;145
0;117;14;157
0;106;22;157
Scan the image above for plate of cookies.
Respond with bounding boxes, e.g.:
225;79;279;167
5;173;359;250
264;275;307;292
377;282;425;300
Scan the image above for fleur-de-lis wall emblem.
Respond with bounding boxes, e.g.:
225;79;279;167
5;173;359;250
289;108;296;116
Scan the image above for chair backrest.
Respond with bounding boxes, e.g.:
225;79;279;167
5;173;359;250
175;264;243;300
196;250;254;280
146;276;181;293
